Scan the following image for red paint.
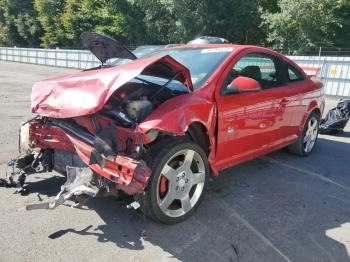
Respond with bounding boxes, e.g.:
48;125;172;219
31;55;193;118
29;44;324;194
29;119;150;194
229;76;262;92
67;134;151;195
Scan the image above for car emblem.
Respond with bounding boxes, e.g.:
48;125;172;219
227;127;235;135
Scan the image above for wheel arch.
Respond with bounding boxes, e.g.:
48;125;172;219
299;101;322;132
311;107;321;118
186;121;210;156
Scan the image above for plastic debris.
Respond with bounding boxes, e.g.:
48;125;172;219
320;99;350;134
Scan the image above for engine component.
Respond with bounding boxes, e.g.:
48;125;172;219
125;98;153;122
50;120;95;146
94;127;119;157
54;150;87;174
102;107;135;128
90;127;119;168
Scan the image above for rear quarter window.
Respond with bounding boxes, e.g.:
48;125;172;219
288;66;305;82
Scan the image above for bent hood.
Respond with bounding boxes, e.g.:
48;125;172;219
31;55;193;118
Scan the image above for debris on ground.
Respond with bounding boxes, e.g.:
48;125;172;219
26;166;99;210
1;149;52;194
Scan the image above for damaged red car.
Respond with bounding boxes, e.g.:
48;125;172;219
19;33;324;224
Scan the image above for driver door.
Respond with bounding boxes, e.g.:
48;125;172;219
215;52;288;169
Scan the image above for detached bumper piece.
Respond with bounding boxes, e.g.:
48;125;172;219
26;166;99;210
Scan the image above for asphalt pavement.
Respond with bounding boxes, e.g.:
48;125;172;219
0;60;349;262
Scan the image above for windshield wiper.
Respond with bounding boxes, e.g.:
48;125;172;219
83;64;113;71
149;72;180;99
134;76;163;88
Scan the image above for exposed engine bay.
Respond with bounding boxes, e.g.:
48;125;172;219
102;76;186;128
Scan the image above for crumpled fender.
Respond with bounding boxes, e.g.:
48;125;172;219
138;93;215;134
138;93;219;175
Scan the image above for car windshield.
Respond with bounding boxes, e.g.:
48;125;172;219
110;47;233;89
141;47;233;89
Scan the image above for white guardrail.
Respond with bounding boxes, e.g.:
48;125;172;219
0;47;101;69
289;55;350;97
0;47;349;97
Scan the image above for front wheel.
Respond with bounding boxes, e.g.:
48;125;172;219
288;112;320;156
141;137;209;224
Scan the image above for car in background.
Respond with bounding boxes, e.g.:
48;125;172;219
187;36;229;44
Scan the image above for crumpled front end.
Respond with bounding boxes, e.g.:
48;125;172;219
23;54;196;197
26;116;151;195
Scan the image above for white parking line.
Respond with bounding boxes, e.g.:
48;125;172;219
216;199;292;262
263;157;350;192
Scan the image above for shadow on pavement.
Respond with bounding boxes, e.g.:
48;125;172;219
25;175;66;197
26;136;350;261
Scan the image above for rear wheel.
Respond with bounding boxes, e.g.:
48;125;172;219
288;112;320;156
141;137;209;224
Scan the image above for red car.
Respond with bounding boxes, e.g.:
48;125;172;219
21;33;324;224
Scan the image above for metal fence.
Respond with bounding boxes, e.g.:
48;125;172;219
0;47;100;69
289;56;350;97
0;46;349;97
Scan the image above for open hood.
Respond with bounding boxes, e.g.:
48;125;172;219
31;55;193;118
81;32;136;64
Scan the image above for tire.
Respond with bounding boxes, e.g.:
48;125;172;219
140;137;209;224
287;112;320;156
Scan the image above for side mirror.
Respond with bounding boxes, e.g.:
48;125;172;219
222;76;262;96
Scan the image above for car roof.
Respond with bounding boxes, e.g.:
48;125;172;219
166;43;290;61
165;44;280;55
160;43;304;75
170;43;251;50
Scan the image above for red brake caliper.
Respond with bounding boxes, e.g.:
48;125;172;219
159;176;168;197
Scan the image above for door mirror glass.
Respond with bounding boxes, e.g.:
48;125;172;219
222;76;262;95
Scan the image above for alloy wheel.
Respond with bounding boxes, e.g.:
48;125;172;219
303;116;319;153
156;149;206;218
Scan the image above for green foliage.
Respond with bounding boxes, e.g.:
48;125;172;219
33;0;65;47
0;0;348;52
135;0;263;44
0;0;42;46
333;0;350;47
200;0;261;44
261;0;350;52
61;0;144;47
134;0;176;43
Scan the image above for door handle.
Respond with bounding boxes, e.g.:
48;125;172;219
280;98;290;105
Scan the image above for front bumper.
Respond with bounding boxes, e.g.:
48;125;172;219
24;118;151;195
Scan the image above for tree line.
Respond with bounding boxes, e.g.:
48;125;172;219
0;0;349;54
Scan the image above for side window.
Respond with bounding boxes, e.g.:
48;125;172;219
288;66;305;82
227;53;280;89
